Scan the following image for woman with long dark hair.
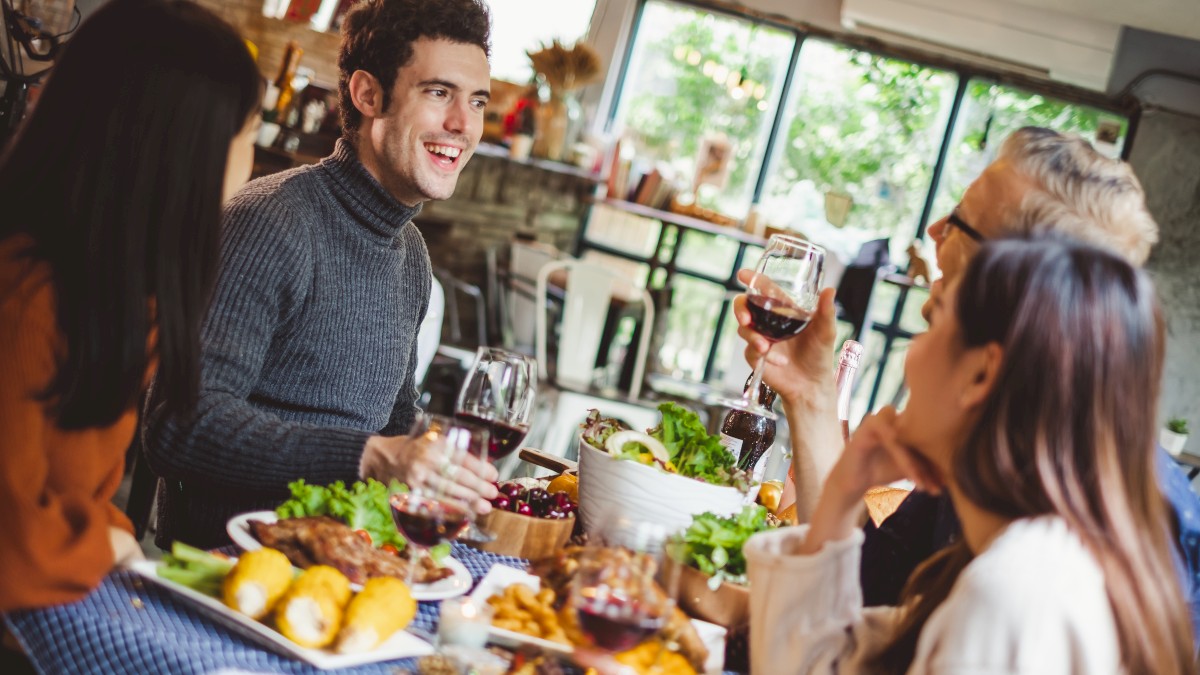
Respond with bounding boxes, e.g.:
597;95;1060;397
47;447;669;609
0;0;261;611
746;237;1194;674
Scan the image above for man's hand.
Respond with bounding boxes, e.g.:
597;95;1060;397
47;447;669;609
733;269;838;407
360;435;500;514
734;269;842;521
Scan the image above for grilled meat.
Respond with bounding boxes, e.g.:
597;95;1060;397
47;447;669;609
248;516;452;585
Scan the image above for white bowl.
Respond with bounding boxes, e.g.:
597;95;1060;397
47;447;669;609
576;435;747;536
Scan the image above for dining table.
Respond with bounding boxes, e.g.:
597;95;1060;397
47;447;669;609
2;542;525;674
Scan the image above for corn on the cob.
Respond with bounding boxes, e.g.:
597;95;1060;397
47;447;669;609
221;548;293;619
336;577;416;653
274;565;351;648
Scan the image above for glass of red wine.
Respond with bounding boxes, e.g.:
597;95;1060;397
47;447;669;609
408;410;492;547
722;234;825;420
571;519;676;655
389;491;469;587
455;347;538;465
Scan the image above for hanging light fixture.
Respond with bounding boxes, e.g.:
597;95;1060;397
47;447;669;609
671;25;769;104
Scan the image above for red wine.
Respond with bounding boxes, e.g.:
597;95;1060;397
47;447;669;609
389;494;469;548
576;596;664;652
746;296;812;341
457;413;529;460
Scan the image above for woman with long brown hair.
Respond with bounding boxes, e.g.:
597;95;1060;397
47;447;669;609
746;237;1194;673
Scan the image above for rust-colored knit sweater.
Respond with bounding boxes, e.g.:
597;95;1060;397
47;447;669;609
0;235;135;612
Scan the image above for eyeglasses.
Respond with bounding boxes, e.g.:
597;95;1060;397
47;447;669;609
946;210;985;243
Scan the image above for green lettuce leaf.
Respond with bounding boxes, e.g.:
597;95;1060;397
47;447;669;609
648;402;749;488
276;478;408;551
675;505;774;586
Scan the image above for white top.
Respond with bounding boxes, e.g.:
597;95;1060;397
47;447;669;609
744;515;1119;674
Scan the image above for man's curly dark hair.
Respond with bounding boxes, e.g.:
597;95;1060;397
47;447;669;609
337;0;491;141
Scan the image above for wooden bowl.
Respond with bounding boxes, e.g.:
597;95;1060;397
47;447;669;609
666;557;750;629
468;508;575;560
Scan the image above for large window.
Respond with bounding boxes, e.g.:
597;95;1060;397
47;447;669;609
759;39;958;264
611;1;795;219
597;0;1129;414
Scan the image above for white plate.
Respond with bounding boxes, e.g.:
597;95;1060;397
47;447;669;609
467;566;572;655
130;560;433;670
226;511;471;601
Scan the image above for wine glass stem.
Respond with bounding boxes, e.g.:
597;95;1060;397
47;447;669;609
744;344;772;406
405;544;419;588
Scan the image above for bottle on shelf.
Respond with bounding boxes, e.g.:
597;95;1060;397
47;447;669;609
720;375;778;481
834;340;865;442
272;40;303;125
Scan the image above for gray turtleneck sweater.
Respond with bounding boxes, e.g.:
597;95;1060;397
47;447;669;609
143;140;430;548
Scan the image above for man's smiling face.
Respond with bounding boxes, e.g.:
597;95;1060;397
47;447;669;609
363;37;490;206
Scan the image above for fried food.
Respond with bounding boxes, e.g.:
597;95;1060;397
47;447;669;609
222;547;292;619
336;577;416;653
614;639;698;674
486;584;571;645
274;565;352;649
531;546;709;671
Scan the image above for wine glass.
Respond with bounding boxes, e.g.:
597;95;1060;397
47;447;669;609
456;347;538;465
389;413;482;586
723;234;825;419
571;519;677;655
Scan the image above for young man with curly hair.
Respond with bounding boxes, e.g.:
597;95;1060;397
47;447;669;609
144;0;499;548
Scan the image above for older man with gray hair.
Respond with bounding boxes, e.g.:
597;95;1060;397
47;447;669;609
734;126;1200;629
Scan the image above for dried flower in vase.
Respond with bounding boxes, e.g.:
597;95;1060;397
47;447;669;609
527;39;601;94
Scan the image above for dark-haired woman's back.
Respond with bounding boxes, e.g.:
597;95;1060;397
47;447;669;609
0;236;145;610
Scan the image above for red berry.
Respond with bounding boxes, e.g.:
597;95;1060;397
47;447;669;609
516;501;532;517
493;495;510;511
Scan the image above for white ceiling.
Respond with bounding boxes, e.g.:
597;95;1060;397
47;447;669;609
1002;0;1200;41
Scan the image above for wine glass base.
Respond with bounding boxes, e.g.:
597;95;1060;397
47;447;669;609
718;396;778;420
457;521;496;544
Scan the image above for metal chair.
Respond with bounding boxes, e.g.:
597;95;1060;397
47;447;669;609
525;258;660;463
535;258;654;400
835;237;892;342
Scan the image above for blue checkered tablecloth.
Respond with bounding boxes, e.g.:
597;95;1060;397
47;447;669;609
3;543;527;674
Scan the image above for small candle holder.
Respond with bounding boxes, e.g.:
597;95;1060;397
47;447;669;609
437;597;494;650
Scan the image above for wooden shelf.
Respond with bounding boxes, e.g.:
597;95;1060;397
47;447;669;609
597;198;768;246
472;143;605;183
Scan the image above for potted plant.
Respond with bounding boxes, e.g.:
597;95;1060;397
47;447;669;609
1162;418;1190;456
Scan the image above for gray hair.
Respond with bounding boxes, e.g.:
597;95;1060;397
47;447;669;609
996;127;1158;265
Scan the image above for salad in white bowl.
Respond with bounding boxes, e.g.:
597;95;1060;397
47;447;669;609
577;403;754;535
